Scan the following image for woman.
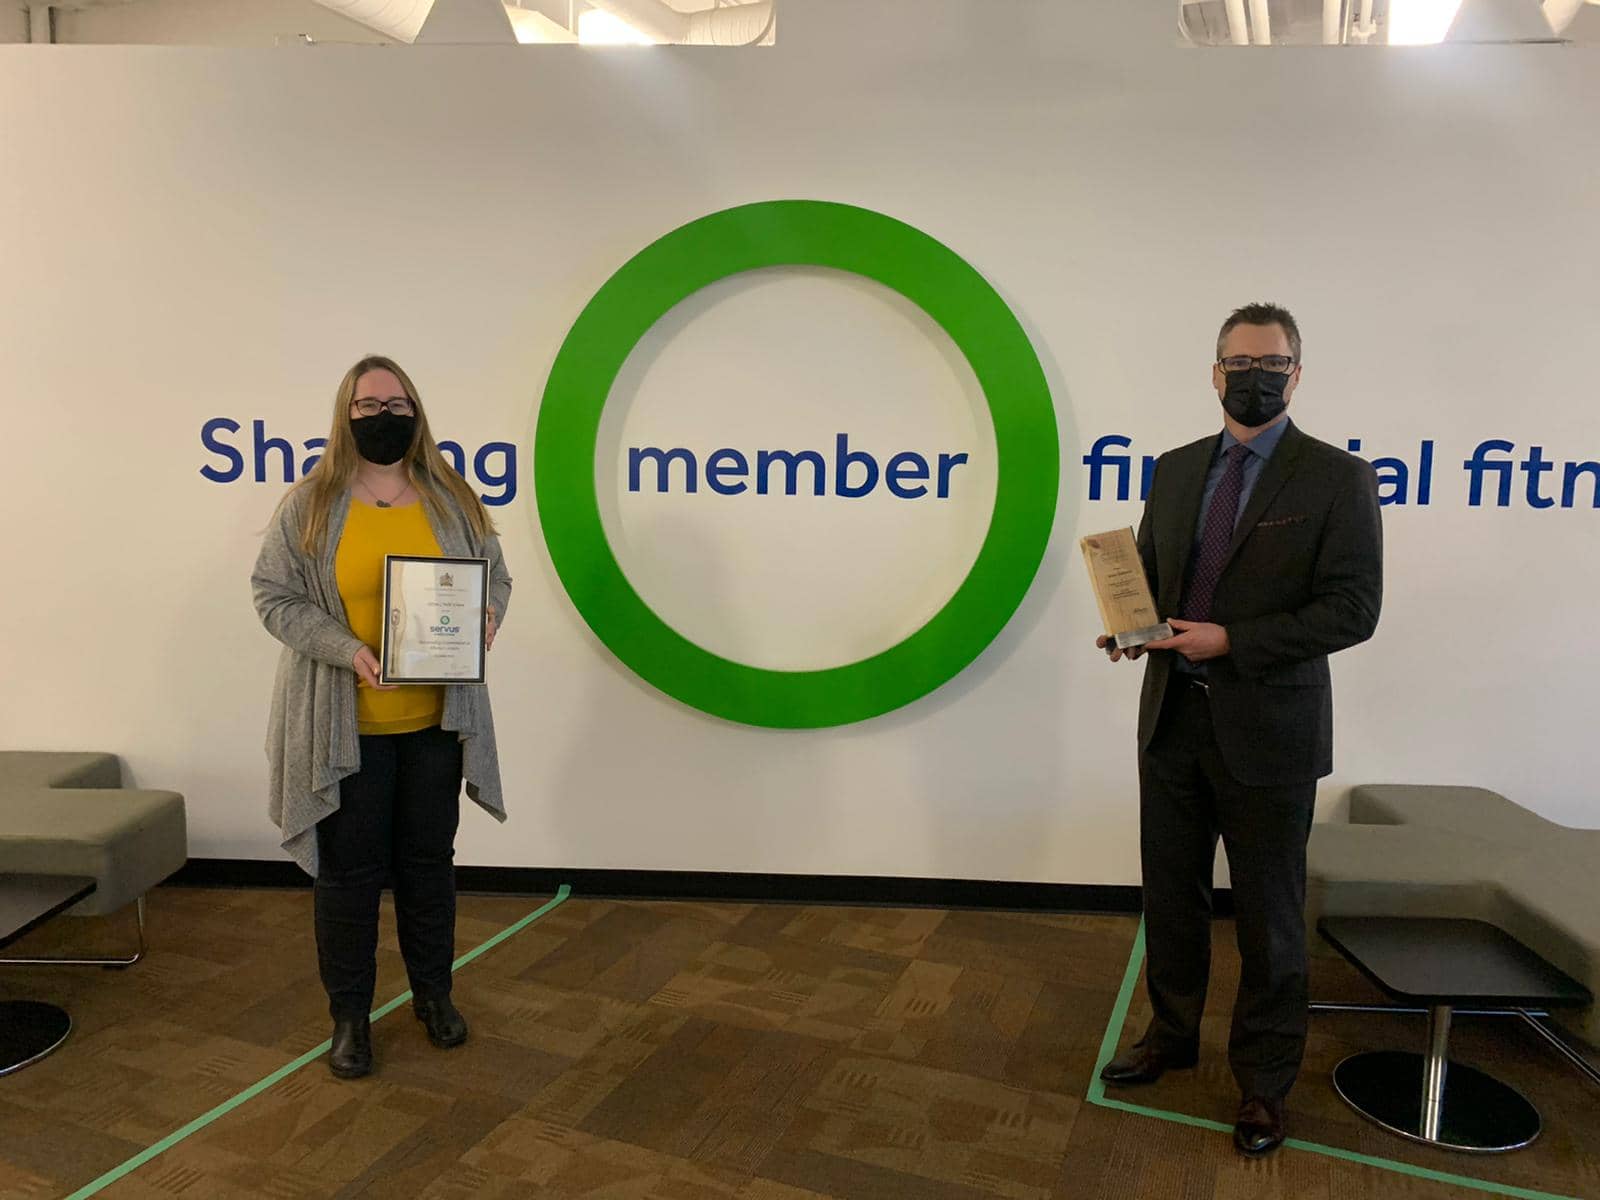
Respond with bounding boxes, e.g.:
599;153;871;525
252;356;512;1079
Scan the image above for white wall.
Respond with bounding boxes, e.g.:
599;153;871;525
3;1;1598;884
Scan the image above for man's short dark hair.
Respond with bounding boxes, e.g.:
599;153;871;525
1217;302;1302;363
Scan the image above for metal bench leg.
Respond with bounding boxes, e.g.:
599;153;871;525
0;895;145;969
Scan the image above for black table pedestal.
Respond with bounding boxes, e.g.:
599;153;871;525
0;1000;73;1077
1332;1004;1541;1153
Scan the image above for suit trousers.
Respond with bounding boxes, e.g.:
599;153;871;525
314;725;463;1021
1137;675;1316;1101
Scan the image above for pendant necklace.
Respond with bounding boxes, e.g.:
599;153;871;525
361;477;408;508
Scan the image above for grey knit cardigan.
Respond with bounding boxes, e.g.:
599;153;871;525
251;485;513;876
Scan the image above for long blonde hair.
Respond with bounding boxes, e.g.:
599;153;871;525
286;355;497;556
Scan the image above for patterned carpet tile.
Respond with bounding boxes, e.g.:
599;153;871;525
3;890;1597;1200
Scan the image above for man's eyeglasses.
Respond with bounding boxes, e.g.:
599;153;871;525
352;398;415;417
1218;355;1296;374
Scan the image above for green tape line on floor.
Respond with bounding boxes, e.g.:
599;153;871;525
62;884;572;1200
1088;918;1579;1200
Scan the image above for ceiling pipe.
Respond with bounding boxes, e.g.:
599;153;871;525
1323;0;1343;41
1350;0;1376;42
28;0;54;41
1248;0;1272;42
1223;0;1250;43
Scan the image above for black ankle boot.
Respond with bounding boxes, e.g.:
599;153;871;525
413;996;468;1048
329;1015;372;1079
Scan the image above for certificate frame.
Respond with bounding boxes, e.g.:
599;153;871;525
379;555;490;685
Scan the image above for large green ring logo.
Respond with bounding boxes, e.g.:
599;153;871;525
535;200;1058;728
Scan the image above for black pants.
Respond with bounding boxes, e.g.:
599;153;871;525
314;725;463;1021
1137;678;1316;1102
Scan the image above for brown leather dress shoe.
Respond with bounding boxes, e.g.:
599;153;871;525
1098;1043;1199;1086
1233;1096;1286;1155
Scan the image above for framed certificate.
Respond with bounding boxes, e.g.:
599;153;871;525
379;555;489;685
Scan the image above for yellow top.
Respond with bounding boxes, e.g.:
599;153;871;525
335;499;446;735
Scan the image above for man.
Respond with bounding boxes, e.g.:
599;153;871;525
1095;303;1383;1155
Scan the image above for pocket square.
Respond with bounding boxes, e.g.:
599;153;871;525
1256;514;1309;528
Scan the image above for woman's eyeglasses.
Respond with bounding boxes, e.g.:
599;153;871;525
351;398;415;417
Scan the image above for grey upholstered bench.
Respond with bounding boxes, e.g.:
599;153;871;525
0;752;187;965
1306;783;1600;1060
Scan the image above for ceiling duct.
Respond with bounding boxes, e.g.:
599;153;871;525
311;0;432;42
1179;0;1591;42
311;0;771;44
584;0;775;44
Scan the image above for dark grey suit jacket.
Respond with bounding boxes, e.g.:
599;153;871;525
1135;420;1383;786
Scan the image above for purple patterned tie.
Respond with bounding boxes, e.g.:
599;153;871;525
1180;443;1250;622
